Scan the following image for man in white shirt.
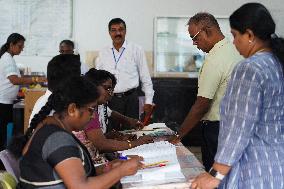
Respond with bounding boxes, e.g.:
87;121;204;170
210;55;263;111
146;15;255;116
96;18;154;130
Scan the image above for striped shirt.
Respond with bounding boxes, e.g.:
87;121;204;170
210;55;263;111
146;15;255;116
215;52;284;189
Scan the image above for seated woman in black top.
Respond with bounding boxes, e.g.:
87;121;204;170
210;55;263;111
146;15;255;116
9;76;142;189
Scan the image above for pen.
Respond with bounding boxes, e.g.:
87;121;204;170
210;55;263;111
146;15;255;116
143;163;167;169
118;155;138;160
142;162;168;169
152;127;164;129
143;160;169;168
119;155;128;160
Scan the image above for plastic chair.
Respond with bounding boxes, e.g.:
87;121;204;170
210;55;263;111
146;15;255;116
0;150;19;182
6;123;14;145
0;171;17;189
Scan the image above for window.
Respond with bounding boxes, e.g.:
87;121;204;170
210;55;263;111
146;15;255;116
154;16;231;78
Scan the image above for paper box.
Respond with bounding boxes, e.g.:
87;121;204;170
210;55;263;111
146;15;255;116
24;89;46;132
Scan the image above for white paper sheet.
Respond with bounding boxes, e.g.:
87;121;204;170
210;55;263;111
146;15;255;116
120;141;185;183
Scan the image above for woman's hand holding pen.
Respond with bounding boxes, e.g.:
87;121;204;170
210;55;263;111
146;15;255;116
108;159;123;169
119;156;144;176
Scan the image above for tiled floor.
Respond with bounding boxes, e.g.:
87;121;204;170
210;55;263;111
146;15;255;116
186;146;202;163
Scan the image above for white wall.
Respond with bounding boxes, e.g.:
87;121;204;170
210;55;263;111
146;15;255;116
15;0;284;73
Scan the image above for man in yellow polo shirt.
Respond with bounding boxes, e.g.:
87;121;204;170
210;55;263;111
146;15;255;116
172;12;242;171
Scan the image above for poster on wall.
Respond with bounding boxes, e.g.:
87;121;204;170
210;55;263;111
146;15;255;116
0;0;73;56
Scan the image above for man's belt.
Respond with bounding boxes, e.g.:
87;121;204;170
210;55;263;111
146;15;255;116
201;120;219;126
114;88;137;98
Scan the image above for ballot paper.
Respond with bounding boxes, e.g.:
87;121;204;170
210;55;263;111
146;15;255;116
142;123;167;130
120;141;185;183
124;123;174;137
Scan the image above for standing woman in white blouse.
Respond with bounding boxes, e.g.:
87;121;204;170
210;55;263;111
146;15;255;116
0;33;46;150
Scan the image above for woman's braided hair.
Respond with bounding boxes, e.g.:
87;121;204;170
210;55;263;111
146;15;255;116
8;76;99;158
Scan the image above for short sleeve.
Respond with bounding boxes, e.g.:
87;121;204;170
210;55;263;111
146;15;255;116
198;59;222;99
42;131;81;168
1;54;19;77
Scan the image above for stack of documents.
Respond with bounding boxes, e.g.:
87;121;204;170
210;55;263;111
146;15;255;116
120;141;185;183
123;123;174;137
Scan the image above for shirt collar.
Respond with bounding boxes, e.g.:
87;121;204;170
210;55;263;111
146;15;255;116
208;38;228;54
110;40;127;50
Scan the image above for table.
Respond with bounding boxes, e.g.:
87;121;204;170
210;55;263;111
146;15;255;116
13;100;25;135
12;89;46;135
122;141;204;188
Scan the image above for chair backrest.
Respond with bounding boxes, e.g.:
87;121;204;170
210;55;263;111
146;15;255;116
0;150;19;182
0;171;17;189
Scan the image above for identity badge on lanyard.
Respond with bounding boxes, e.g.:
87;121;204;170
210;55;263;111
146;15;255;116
112;47;125;69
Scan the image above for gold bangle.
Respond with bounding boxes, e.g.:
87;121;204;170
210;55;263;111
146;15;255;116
126;140;132;148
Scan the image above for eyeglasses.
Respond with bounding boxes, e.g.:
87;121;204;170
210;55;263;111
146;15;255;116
87;106;98;115
101;85;114;94
59;49;74;54
191;29;202;42
110;28;125;34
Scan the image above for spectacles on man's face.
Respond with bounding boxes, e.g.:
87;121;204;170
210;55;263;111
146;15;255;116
59;49;74;54
87;106;98;115
191;29;202;42
109;28;125;34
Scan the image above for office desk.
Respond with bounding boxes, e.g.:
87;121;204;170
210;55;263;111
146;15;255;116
122;143;204;189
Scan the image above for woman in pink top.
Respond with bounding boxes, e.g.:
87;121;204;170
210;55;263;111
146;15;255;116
73;112;108;164
86;70;153;147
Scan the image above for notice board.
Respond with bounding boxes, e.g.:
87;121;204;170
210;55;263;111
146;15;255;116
0;0;73;56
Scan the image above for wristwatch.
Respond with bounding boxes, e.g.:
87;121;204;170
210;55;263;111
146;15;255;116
208;167;225;180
